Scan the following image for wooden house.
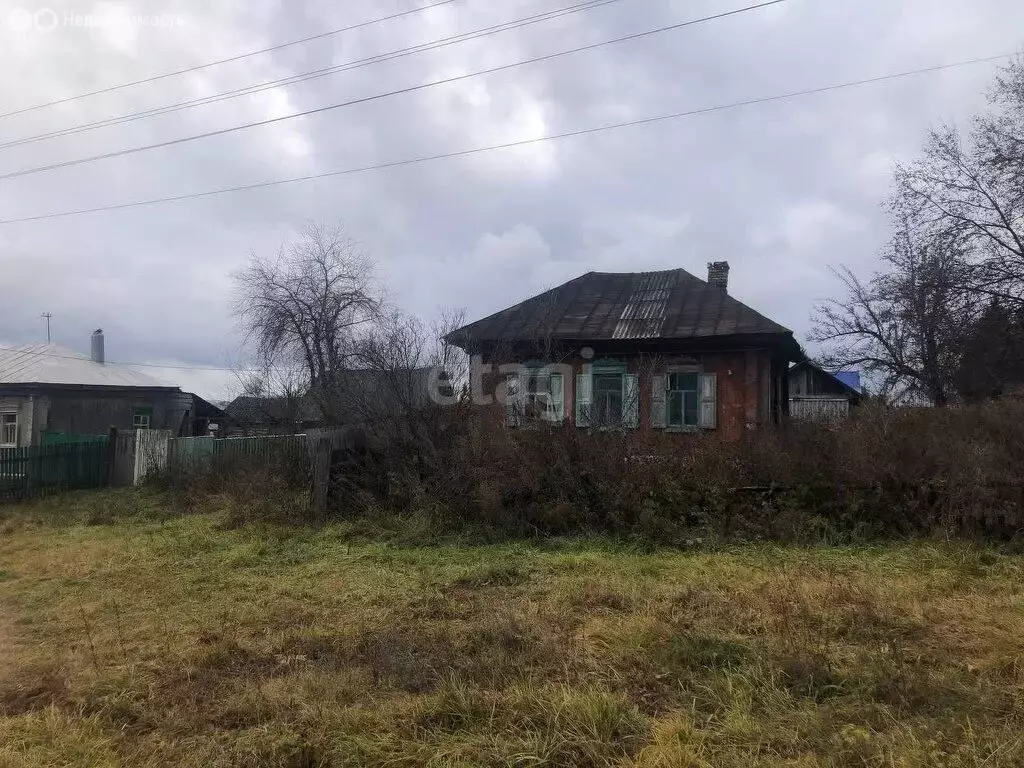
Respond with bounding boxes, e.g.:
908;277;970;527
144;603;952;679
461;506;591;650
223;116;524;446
446;262;802;440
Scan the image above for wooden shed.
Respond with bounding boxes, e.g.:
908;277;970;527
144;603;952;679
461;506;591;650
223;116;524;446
787;362;862;422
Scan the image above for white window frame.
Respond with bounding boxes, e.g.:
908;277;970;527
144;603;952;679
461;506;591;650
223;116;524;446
506;368;565;426
524;370;555;422
1;411;19;447
133;412;151;430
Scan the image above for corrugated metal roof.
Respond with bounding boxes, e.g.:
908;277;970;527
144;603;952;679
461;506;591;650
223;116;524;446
0;343;175;388
612;272;675;339
448;268;793;347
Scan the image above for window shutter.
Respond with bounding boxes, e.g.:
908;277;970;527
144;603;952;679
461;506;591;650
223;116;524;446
575;373;592;427
699;372;717;429
623;374;639;428
651;374;667;428
504;373;521;427
549;372;564;423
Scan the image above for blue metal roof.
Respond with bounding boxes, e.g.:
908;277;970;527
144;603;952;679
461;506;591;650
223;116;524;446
834;370;862;393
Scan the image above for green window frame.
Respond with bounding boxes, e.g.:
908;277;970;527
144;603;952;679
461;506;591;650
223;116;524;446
575;360;638;429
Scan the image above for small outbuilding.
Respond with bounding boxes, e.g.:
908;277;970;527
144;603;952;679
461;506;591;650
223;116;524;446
787;361;862;422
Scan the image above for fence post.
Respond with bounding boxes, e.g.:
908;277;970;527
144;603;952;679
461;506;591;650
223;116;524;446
310;437;332;522
106;427;118;488
24;446;35;500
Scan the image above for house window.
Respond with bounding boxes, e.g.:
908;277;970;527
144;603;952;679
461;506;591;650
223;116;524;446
667;372;700;427
592;372;624;425
133;407;153;430
651;371;717;430
505;369;564;425
575;363;638;428
1;412;17;447
524;370;562;422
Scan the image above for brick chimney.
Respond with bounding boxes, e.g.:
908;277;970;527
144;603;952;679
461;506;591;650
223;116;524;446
707;261;729;292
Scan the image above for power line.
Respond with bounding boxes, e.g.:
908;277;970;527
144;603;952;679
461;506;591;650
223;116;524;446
0;51;1011;226
0;0;787;182
0;0;624;152
0;0;459;122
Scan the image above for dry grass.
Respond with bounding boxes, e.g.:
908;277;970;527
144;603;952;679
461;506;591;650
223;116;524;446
1;490;1023;766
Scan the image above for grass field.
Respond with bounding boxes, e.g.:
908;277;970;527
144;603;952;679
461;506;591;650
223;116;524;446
1;489;1023;767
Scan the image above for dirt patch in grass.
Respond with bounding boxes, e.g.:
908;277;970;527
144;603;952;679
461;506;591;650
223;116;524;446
0;661;71;718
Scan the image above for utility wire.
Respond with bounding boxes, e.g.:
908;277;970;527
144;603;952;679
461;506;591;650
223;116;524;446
0;51;1011;226
0;0;787;181
0;0;624;152
0;0;459;121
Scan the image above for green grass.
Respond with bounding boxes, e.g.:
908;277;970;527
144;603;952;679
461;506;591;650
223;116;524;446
1;489;1023;766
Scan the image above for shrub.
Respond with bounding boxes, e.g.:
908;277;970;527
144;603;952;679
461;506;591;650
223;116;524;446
328;399;1024;543
156;450;310;526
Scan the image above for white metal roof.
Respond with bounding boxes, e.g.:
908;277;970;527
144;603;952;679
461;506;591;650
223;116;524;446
0;343;175;388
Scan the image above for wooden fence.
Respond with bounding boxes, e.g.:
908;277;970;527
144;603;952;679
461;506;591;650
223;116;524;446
167;434;309;474
790;397;851;423
0;441;110;502
1;432;316;505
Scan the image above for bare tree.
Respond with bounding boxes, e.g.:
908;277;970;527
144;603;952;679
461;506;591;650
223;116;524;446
229;361;310;433
430;307;468;401
354;308;468;419
233;222;382;424
331;307;469;487
815;57;1024;405
811;224;977;405
894;58;1024;303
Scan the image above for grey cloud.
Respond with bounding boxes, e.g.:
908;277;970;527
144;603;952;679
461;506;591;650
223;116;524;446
0;0;1021;398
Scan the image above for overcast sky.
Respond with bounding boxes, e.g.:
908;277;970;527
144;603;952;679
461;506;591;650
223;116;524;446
0;0;1021;399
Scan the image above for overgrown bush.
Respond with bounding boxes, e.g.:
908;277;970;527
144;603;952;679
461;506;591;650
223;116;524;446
333;399;1024;543
156;451;310;526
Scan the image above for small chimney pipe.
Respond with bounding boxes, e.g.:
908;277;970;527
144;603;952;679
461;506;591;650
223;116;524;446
707;261;730;292
90;329;105;364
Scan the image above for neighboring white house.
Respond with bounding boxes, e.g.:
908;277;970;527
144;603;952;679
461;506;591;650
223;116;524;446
0;330;191;448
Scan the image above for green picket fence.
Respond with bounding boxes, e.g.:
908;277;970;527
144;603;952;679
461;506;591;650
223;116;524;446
40;431;109;446
167;434;310;474
213;434;308;462
0;440;110;502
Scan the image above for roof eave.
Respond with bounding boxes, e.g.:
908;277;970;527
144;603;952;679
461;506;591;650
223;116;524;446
0;382;181;392
453;330;802;357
